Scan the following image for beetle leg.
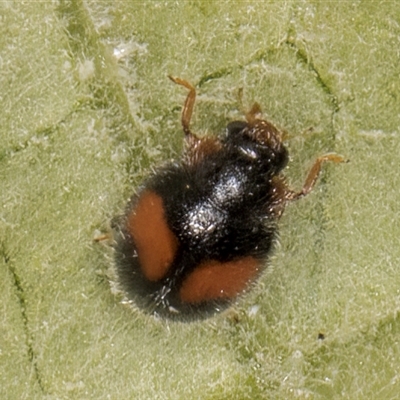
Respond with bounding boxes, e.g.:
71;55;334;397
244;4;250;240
169;76;197;138
237;87;263;125
286;153;346;201
245;102;263;124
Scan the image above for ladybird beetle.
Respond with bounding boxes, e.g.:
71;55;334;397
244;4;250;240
113;76;345;320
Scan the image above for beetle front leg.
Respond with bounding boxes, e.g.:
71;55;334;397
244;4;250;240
169;76;197;138
286;153;346;201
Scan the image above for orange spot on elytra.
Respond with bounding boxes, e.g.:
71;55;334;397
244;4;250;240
127;191;179;281
179;257;260;304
